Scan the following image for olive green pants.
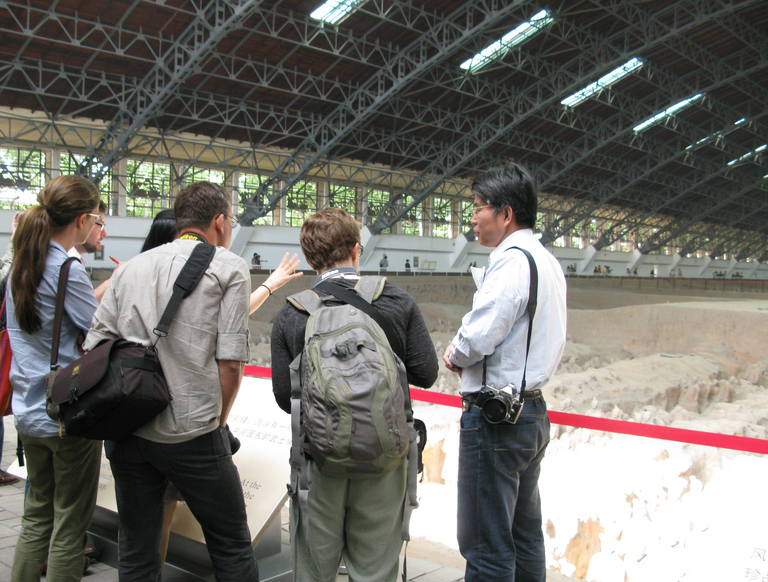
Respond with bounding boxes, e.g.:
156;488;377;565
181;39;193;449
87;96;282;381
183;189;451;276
291;460;407;582
11;434;102;582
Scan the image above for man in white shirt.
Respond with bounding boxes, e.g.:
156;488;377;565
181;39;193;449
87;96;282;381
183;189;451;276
443;162;567;582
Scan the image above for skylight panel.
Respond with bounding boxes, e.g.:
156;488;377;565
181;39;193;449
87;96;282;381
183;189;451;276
685;118;747;150
561;57;644;108
633;93;704;132
727;144;768;166
310;0;366;25
460;9;554;73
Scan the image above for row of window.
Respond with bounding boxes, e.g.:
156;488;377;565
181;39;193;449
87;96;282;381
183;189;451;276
0;146;734;257
0;147;476;237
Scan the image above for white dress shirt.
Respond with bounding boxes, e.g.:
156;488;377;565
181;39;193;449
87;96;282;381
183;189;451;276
450;229;567;395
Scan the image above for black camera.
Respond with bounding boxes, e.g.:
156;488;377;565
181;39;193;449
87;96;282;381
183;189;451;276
475;384;523;424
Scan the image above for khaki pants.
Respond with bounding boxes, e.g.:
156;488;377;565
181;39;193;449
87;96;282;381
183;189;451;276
291;460;406;582
11;434;102;582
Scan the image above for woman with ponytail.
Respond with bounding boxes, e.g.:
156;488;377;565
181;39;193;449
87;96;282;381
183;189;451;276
7;175;103;581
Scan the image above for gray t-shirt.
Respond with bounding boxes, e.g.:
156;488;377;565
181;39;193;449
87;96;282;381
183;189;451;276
85;239;251;443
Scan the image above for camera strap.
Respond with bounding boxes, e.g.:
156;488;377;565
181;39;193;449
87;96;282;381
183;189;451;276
481;246;539;394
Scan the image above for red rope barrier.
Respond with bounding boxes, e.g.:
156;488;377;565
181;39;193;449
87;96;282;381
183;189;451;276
246;369;768;455
244;365;272;378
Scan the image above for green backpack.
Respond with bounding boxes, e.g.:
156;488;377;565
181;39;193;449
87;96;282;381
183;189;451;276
286;276;422;564
287;276;411;479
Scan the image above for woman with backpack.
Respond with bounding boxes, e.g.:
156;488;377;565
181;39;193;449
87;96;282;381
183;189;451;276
7;175;103;581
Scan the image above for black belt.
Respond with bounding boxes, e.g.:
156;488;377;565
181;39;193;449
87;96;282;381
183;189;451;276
461;389;543;412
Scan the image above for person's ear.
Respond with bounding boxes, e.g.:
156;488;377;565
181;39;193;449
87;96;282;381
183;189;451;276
214;213;225;233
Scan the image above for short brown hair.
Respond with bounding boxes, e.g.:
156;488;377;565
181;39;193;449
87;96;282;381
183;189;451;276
174;181;230;231
300;207;360;272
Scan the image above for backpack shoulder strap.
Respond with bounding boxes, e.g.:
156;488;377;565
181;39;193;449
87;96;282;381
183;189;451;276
286;289;323;314
353;275;386;303
153;243;216;339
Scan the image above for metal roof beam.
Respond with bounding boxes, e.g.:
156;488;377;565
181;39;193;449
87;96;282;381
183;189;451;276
238;0;526;223
365;0;765;233
81;0;263;183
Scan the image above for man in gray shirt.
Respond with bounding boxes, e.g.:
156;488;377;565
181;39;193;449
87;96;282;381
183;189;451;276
85;182;258;582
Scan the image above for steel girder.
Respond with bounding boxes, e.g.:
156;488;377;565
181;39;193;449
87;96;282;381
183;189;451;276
536;101;768;248
3;3;764;244
366;0;765;234
532;12;768;236
0;106;476;203
81;0;263;182
0;0;543;123
237;0;527;224
655;189;768;258
219;0;764;226
0;0;533;191
13;51;760;209
1;0;756;178
500;20;768;204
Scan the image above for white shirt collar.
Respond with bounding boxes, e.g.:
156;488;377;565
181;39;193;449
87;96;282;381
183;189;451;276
489;228;535;263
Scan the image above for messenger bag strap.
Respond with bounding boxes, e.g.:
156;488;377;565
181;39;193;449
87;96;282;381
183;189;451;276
50;257;80;370
153;243;216;342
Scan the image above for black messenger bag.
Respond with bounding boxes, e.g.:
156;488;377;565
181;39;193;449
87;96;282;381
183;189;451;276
48;243;215;440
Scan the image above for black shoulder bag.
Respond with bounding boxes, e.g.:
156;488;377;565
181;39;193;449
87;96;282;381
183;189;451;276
47;243;215;440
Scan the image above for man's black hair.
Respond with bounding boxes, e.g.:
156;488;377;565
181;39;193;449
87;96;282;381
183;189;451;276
471;161;537;229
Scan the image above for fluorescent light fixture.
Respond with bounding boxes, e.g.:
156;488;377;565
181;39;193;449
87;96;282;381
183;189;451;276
460;9;554;73
727;144;767;166
735;118;747;125
310;0;366;25
633;93;704;132
561;57;644;108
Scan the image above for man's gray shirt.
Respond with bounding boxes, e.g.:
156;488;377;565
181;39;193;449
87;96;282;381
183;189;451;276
85;239;251;443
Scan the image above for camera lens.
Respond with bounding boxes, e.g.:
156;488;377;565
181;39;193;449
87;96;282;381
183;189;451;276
482;397;510;424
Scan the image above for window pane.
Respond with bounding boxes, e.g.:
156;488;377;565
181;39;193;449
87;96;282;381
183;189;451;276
238;173;274;226
125;160;173;217
59;153;112;211
0;147;48;209
432;197;451;238
285;181;317;227
400;193;422;236
328;184;358;216
366;189;391;234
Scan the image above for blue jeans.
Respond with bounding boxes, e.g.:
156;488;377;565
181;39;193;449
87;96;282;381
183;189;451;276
106;429;258;582
457;397;550;582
